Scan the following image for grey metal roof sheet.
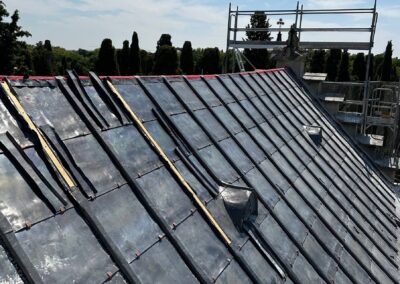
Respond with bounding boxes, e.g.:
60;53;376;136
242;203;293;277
0;68;398;283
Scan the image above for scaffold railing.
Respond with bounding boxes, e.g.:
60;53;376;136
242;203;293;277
226;1;377;52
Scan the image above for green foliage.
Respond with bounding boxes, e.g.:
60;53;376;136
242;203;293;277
381;41;392;81
0;1;31;74
139;50;154;75
95;38;119;75
352;53;366;81
44;39;52;51
368;53;374;80
310;50;326;73
243;49;270;70
180;41;194;75
53;47;97;75
192;48;204;74
222;49;238;73
393;58;400;81
117;40;130;75
198;47;220;74
338;50;350;82
153;34;177;75
12;42;33;76
245;12;272;41
325;49;341;81
392;66;398;81
130;31;140;74
32;40;54;75
374;53;384;80
243;11;272;70
153;45;178;75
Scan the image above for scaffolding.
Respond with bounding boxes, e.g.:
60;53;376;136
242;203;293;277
225;1;378;133
318;80;400;175
225;2;377;52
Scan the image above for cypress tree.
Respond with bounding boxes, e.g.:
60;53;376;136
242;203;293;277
130;32;140;74
44;39;52;51
381;41;392;81
157;34;172;48
198;48;220;74
32;40;53;75
153;45;178;75
352;52;366;81
140;50;154;75
222;49;237;73
368;53;374;80
337;50;350;82
180;41;194;74
310;50;326;73
118;40;130;75
243;11;272;70
325;49;342;81
95;38;119;75
153;34;177;75
61;56;67;75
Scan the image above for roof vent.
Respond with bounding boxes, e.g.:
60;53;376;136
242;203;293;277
304;125;322;146
221;187;257;232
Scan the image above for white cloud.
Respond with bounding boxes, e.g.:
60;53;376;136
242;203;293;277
3;0;228;51
306;0;369;9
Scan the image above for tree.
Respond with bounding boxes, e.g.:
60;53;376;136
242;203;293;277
381;41;392;81
61;56;67;75
0;1;31;74
44;39;52;51
140;50;154;75
192;48;204;74
180;41;194;74
117;40;130;75
130;32;140;74
51;47;95;76
198;47;220;74
310;50;326;73
325;49;341;81
95;38;119;75
32;41;54;75
337;50;350;82
153;45;178;75
243;11;272;70
157;34;172;48
368;53;374;80
352;52;366;81
222;49;237;73
392;65;398;81
153;34;177;75
13;42;33;76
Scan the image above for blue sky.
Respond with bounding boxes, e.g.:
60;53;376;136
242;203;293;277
3;0;400;57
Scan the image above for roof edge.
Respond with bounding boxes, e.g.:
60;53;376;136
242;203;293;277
0;68;286;81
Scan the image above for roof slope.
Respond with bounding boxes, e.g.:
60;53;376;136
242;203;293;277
0;69;398;284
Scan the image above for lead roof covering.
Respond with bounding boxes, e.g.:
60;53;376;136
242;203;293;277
0;68;398;284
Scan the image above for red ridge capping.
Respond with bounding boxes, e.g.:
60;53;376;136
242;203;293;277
185;68;285;80
0;76;57;80
185;74;218;79
0;68;286;81
244;68;285;73
99;76;134;79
